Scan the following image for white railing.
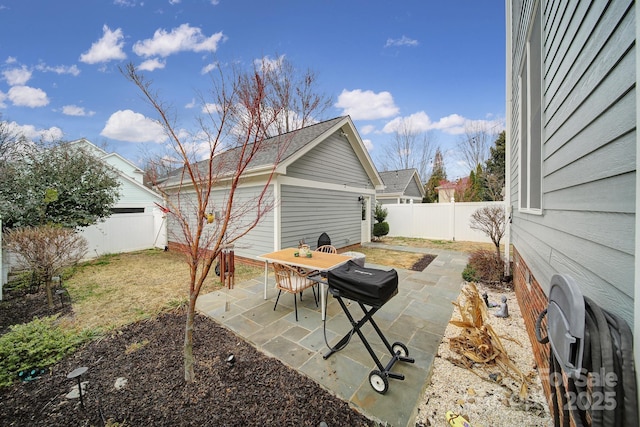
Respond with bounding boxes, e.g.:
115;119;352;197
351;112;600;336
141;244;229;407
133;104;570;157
383;201;506;243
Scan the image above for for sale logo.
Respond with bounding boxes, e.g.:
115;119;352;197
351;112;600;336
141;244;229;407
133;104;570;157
542;367;618;411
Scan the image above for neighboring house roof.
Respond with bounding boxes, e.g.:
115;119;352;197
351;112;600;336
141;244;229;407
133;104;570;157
66;138;162;205
161;116;383;190
436;176;470;190
377;168;425;200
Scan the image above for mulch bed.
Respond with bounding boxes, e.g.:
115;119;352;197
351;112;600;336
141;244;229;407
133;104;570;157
410;254;435;271
0;288;72;335
0;291;374;427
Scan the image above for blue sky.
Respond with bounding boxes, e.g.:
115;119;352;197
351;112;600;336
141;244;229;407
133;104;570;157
0;0;505;180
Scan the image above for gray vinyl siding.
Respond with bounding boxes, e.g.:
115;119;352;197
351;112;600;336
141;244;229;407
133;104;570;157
405;178;423;198
509;0;635;324
286;131;372;188
280;185;362;250
166;185;275;260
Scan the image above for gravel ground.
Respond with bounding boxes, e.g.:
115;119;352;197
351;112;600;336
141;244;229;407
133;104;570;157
415;282;553;427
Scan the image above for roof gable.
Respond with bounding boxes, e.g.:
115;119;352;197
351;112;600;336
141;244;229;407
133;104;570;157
378;168;424;197
163;116;383;189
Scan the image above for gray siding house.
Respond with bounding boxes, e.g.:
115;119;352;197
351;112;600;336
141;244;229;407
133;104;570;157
162;116;383;260
506;0;638;417
376;168;425;204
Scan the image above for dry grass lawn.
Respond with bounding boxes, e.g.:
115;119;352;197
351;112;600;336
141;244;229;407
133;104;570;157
378;236;498;254
63;249;263;332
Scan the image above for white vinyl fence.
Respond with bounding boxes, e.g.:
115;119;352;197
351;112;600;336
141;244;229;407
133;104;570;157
80;208;167;258
383;201;506;243
0;209;168;297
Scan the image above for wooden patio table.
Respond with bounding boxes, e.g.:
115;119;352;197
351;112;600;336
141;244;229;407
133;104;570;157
256;248;353;320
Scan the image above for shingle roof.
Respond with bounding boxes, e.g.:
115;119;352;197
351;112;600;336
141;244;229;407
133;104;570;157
161;116;347;187
378;168;420;195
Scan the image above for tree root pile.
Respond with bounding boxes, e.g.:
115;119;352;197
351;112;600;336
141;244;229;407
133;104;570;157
446;282;531;399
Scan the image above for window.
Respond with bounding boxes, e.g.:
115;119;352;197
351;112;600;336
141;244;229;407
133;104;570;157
111;207;145;214
519;2;542;212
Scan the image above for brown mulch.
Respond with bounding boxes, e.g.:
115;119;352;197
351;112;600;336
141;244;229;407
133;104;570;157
0;288;72;335
410;254;435;271
0;290;374;427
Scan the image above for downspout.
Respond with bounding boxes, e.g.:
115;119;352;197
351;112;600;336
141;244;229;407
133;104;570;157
504;0;513;276
634;0;640;408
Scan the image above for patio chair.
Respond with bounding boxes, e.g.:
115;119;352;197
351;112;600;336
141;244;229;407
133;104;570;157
272;263;318;321
315;245;337;254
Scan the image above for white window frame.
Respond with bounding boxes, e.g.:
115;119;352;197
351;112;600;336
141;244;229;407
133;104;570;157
519;1;543;214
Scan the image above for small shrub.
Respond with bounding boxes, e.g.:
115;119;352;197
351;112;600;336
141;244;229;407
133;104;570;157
462;264;477;282
0;316;94;387
373;222;389;239
374;203;388;223
466;249;505;284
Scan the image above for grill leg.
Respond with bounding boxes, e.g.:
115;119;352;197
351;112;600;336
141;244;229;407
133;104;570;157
324;295;415;389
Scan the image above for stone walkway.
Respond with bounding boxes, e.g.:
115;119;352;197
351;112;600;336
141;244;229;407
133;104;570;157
196;244;467;427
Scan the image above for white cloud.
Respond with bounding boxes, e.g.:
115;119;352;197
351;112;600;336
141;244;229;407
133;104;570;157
201;62;217;74
362;138;374;151
79;25;127;64
5;56;17;64
335;89;399;120
185;98;196;109
6;121;63;142
202;103;222;114
138;58;166;71
359;124;375;135
384;36;419;48
62;105;96;117
101;109;167;143
8;85;49;107
429;114;466;133
382;111;433;134
133;24;225;58
255;54;284;73
0;90;6;108
3;65;31;85
35;63;81;76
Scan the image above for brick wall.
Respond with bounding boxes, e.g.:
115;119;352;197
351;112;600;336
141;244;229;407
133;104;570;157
512;247;566;424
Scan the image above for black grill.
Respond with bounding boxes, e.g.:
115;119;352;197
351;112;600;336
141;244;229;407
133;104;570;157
327;260;398;308
324;260;414;394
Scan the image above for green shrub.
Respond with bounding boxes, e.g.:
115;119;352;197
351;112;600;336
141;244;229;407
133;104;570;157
462;264;477;282
374;203;388;223
0;316;93;387
373;222;389;239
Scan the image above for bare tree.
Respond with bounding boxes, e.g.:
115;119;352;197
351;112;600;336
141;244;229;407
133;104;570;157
469;205;506;259
257;55;333;136
5;226;88;308
379;118;437;182
124;60;323;382
456;122;498;174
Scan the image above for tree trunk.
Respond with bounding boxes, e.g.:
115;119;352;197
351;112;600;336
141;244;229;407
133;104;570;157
45;279;54;309
184;294;197;382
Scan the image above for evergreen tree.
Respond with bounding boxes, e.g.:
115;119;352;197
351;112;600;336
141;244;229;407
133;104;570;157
423;148;447;203
483;130;506;200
